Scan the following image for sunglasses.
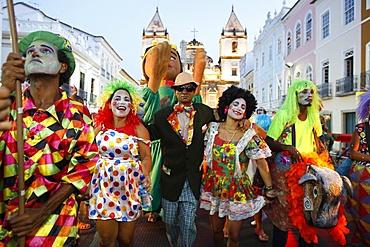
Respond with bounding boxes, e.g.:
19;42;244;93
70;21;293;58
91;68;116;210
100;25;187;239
175;85;196;92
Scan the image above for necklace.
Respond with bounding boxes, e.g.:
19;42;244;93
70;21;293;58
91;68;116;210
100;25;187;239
222;126;239;162
225;128;238;143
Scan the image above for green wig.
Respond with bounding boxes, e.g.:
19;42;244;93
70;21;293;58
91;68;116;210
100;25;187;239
98;80;142;114
280;79;322;133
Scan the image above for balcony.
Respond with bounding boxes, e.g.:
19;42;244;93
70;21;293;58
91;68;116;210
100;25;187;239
360;70;370;90
77;89;88;101
316;82;332;99
90;93;97;104
335;75;358;97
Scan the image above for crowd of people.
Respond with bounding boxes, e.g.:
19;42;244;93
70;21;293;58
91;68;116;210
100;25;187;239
0;30;367;247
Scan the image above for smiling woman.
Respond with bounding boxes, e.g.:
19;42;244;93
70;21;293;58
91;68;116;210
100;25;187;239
89;80;152;247
200;85;274;247
110;89;132;118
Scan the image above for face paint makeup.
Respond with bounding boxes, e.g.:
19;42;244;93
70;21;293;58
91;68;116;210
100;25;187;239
298;88;314;106
228;98;246;120
24;40;61;76
110;89;132;118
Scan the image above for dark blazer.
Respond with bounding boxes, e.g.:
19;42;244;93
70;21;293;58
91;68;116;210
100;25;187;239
146;103;215;202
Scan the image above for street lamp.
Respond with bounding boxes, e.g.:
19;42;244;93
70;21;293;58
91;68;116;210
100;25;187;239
285;62;294;68
285;62;294;86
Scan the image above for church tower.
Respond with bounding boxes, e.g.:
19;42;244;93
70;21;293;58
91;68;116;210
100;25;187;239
219;6;247;84
183;38;205;73
141;7;170;83
141;7;170;57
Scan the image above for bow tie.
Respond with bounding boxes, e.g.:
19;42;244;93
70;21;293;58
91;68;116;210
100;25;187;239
174;105;193;117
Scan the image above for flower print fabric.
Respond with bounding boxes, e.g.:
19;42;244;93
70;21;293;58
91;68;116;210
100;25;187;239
200;123;271;221
89;129;148;222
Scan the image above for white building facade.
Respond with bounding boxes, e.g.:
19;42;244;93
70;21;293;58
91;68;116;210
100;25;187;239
1;2;136;112
251;4;290;114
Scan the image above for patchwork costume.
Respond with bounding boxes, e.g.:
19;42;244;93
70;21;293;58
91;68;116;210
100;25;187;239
0;89;97;246
345;122;370;246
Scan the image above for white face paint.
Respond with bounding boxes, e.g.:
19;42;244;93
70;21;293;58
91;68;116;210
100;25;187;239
110;89;132;118
298;89;314;106
24;40;61;76
227;98;246;120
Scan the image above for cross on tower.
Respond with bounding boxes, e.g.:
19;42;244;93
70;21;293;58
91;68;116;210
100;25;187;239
191;28;198;40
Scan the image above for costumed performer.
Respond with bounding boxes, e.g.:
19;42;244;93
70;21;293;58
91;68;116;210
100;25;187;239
200;86;275;247
346;91;370;246
89;80;152;247
141;40;206;222
264;79;348;246
0;30;98;246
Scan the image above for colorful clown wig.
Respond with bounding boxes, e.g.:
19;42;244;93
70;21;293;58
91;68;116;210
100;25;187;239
357;92;370;122
280;79;322;134
94;80;142;135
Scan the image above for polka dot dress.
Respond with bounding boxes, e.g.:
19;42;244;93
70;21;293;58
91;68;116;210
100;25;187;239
89;129;145;222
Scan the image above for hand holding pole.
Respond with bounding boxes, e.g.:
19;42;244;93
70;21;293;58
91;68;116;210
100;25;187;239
6;1;25;246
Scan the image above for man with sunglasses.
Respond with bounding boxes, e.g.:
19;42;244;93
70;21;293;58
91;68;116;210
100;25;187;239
141;41;206;223
145;72;214;247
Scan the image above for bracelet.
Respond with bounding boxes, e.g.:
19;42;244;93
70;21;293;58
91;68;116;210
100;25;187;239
265;190;277;197
265;195;276;201
264;186;274;191
264;186;277;201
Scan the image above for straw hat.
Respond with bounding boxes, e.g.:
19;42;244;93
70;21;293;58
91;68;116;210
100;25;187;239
172;72;198;88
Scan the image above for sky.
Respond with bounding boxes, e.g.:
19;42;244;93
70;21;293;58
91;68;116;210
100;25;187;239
11;0;297;81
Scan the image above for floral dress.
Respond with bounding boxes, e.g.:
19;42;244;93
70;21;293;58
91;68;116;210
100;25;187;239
200;122;271;221
89;129;149;222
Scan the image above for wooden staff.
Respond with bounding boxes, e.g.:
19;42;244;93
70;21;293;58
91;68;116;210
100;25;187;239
6;1;25;246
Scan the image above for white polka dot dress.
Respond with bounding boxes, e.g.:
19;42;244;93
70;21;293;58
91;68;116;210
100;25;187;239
89;129;145;222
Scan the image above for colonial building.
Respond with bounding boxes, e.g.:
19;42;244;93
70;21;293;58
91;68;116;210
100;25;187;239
1;2;137;113
239;52;254;93
310;0;362;136
361;0;370;106
251;3;290;114
241;0;370;153
140;6;247;108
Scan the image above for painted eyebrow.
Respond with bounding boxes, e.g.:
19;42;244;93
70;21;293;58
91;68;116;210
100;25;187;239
26;44;55;51
170;51;178;57
40;44;55;50
114;95;131;100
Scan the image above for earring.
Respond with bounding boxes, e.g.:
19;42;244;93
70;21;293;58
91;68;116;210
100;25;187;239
243;112;247;118
224;106;229;114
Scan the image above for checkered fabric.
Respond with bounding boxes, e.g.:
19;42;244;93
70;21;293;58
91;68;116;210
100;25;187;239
0;88;98;247
162;179;197;247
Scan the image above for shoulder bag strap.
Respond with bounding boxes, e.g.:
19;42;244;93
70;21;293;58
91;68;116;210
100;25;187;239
292;124;296;147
